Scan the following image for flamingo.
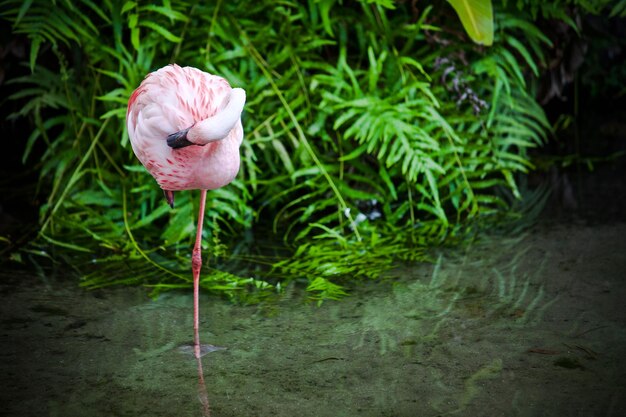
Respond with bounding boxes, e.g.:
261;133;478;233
126;64;246;358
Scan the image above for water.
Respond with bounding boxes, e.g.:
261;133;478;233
2;222;626;416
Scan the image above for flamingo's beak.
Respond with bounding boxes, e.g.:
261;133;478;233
167;126;195;149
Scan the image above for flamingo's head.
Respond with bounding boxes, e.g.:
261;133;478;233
167;87;246;149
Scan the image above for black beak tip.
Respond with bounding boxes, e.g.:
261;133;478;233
167;127;194;149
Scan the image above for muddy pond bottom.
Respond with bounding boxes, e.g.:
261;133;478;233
1;223;626;417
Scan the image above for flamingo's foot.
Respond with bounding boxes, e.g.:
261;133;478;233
177;343;227;358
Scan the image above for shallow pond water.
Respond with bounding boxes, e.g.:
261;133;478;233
1;222;626;417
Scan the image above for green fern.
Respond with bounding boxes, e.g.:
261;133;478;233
2;0;575;301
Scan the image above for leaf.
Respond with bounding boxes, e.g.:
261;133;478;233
100;107;127;120
72;190;117;207
131;27;140;50
139;4;189;22
128;13;138;28
161;202;194;243
121;1;136;14
29;35;42;72
317;0;335;36
362;0;395;9
40;233;93;253
14;0;34;27
447;0;494;46
133;204;171;230
506;35;538;76
271;139;294;174
610;0;626;17
139;20;182;42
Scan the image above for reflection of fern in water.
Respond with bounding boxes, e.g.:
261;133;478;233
424;244;560;415
109;294;201;392
343;239;560;357
127;294;193;359
342;256;459;355
484;251;560;325
430;358;504;416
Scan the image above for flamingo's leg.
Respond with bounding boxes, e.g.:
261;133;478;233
192;189;208;359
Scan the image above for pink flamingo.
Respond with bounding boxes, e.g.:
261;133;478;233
126;64;246;358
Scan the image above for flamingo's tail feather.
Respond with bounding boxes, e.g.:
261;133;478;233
163;190;175;208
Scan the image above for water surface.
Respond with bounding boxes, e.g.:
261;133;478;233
1;223;625;416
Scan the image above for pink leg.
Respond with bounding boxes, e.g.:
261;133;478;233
193;189;208;359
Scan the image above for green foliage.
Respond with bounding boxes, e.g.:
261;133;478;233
505;0;616;19
272;223;434;304
2;0;562;302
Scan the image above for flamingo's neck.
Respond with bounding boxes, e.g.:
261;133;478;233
187;88;246;145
